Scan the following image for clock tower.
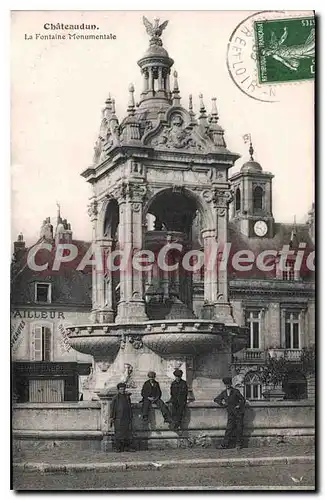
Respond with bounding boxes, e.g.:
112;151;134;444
229;140;275;238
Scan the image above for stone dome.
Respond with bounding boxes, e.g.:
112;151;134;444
142;44;170;58
240;160;263;173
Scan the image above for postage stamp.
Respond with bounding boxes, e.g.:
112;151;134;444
254;16;315;84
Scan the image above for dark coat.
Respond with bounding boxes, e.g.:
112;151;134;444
141;379;162;400
170;379;188;406
214;387;246;414
110;393;132;440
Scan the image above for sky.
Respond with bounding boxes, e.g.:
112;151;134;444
11;10;314;246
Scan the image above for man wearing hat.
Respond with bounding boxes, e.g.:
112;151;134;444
110;382;133;452
170;369;188;430
214;376;246;449
140;371;171;423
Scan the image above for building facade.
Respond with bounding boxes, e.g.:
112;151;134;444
11;210;93;403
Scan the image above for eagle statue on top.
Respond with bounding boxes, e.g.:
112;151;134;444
142;16;169;46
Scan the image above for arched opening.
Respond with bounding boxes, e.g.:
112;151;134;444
147;189;198;234
103;199;119;239
253;186;263;212
244;371;263;400
143;188;201;320
235;187;241;211
283;370;307;400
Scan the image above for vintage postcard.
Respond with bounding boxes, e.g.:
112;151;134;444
11;10;315;491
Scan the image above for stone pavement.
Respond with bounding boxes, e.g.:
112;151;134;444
13;444;315;472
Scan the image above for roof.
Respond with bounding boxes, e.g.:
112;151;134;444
227;221;314;280
11;239;92;308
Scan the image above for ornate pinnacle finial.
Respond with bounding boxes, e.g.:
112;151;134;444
173;70;179;91
142;16;169;47
189;94;193;112
210;97;219;121
111;98;116;114
172;71;181;105
127;83;135;115
243;133;254;160
249;142;254;160
199;93;207;117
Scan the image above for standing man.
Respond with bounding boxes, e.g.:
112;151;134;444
170;369;188;430
141;371;172;423
214;377;246;449
110;382;133;452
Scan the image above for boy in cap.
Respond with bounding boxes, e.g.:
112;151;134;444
110;382;133;452
214;376;246;449
141;371;171;423
170;369;188;430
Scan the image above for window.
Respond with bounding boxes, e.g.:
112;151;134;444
235;188;241;211
245;310;260;349
253;186;263;211
285;312;300;349
244;372;263;400
35;283;51;303
283;259;295;280
31;326;51;361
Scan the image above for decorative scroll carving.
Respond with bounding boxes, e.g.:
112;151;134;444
87;200;98;219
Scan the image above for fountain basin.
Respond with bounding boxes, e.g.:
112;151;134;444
142;320;231;356
66;325;121;358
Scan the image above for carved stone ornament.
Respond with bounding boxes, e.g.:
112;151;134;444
129;335;143;349
213;188;233;208
87;200;98;219
118;363;137;388
202;190;214;203
93;119;120;164
153;114;203;151
98;361;110;372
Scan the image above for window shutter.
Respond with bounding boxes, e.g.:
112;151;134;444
43;327;51;361
31;326;42;361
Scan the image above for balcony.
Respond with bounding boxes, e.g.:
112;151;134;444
232;348;303;364
268;348;302;361
232;349;266;364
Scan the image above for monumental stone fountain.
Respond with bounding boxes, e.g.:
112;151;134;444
66;16;247;403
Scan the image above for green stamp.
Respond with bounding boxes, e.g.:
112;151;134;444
254;16;315;83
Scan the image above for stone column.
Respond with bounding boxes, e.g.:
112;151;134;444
202;228;218;305
115;181;148;323
213;188;234;323
95;238;114;323
88;200;99;322
200;187;233;323
143;69;149;93
158;66;163;90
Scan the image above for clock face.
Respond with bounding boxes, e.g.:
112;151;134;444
254;220;268;237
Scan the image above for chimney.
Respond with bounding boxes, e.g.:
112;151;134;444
13;233;26;259
307;203;315;243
